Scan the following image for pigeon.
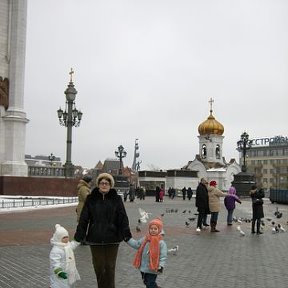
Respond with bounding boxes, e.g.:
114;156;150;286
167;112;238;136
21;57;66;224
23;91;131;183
278;224;286;232
168;245;179;255
236;226;245;236
261;220;265;227
274;207;283;219
188;217;196;222
138;208;151;223
185;221;190;227
272;227;278;234
182;210;187;214
161;213;165;217
136;225;141;232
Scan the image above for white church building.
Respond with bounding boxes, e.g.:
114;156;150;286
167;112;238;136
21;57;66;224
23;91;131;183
182;99;241;191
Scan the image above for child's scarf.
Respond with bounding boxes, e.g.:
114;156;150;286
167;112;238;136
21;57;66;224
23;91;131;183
133;233;163;272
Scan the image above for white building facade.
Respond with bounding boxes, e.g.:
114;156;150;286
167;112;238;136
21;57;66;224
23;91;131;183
0;0;28;176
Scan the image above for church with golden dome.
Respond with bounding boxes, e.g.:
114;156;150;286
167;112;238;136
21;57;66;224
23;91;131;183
182;98;241;190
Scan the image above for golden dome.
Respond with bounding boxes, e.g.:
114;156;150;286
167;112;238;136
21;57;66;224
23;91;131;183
198;111;224;136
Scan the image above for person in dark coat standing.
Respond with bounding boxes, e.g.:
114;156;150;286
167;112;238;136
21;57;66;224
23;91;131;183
187;187;193;200
74;173;132;288
195;178;210;231
182;187;187;200
155;186;160;202
250;184;265;234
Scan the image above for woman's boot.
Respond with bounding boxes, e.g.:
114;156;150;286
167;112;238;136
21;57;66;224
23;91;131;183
210;221;215;232
213;221;220;232
251;220;256;234
256;219;263;234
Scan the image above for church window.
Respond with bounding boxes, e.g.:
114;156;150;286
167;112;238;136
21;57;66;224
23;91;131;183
216;145;220;159
201;144;207;159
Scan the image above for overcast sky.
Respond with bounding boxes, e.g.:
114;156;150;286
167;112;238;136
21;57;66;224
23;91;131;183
24;0;288;170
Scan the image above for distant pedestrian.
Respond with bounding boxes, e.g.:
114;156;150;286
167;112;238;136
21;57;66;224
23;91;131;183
208;180;226;232
127;218;167;288
155;186;160;202
171;187;176;199
49;224;80;288
187;187;193;200
182;187;187;200
195;178;210;231
129;184;136;202
224;186;241;225
159;187;165;202
250;184;265;235
76;174;92;222
123;190;128;202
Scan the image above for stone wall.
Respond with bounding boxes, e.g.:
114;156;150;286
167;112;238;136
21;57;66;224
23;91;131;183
0;176;78;196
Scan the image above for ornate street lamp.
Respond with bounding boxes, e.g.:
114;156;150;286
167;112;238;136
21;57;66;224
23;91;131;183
237;131;253;172
57;69;82;178
115;145;127;175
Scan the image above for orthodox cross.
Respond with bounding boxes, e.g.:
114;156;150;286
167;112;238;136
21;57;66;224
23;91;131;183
209;97;214;113
69;68;74;82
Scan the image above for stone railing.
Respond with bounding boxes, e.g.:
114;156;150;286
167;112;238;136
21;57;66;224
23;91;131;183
28;166;65;177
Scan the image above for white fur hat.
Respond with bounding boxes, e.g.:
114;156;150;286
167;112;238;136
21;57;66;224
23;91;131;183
52;224;69;243
96;173;115;188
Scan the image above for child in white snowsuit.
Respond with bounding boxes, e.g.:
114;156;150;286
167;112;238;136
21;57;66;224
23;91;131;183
49;224;80;288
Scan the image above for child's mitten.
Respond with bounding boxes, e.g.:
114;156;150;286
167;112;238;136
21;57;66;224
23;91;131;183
58;271;68;279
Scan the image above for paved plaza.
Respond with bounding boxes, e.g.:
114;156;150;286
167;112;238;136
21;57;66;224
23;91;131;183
0;196;288;288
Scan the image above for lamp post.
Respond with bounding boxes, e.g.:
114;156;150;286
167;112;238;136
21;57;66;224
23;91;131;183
115;145;127;175
237;131;252;172
48;153;55;166
57;69;82;178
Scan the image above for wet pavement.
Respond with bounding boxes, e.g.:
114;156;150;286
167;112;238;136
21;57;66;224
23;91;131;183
0;196;287;288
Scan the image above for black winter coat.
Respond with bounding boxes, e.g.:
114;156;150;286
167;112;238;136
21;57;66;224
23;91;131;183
251;188;265;220
74;188;132;244
195;183;210;214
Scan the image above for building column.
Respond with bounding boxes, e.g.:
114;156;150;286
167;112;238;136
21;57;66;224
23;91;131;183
0;0;29;176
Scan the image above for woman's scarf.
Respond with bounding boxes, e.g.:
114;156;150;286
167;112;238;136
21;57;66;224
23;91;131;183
133;234;163;272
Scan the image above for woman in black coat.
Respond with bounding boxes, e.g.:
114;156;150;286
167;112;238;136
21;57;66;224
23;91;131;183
195;178;210;230
250;185;265;235
74;173;132;288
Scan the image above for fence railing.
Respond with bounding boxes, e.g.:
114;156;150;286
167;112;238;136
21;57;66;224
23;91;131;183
28;166;66;177
0;197;78;209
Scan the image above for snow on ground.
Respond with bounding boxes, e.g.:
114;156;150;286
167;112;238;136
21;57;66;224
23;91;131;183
0;195;77;214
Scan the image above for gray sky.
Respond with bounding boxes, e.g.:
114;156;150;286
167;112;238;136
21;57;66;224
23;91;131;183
24;0;288;170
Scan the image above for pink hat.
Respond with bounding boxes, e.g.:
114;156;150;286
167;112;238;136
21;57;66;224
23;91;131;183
149;218;163;232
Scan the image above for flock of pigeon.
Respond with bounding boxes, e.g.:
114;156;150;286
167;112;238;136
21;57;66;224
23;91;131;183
232;206;286;236
135;205;287;251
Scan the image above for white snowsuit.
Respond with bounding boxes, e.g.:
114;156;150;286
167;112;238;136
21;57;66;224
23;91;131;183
49;236;80;287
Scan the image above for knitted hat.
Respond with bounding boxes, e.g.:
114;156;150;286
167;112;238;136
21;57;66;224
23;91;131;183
96;173;115;188
82;174;93;183
228;186;236;195
52;224;69;243
209;180;217;187
149;218;163;234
